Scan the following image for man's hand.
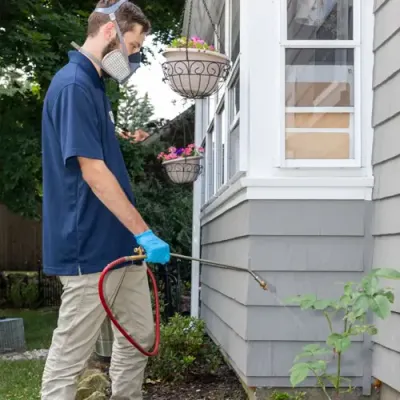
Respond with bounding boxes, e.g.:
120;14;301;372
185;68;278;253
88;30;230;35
134;230;170;265
118;128;150;143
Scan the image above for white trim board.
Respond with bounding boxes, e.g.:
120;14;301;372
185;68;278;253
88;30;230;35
200;176;374;225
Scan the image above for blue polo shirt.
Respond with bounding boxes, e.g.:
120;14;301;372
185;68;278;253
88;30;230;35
42;50;138;276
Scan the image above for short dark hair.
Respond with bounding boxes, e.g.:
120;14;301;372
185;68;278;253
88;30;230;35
87;0;151;37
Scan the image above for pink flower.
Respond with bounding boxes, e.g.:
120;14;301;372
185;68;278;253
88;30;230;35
188;144;194;148
184;148;192;156
157;152;165;160
209;45;215;51
198;147;205;152
168;146;176;154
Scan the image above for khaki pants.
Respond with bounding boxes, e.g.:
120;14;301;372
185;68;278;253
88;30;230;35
41;264;154;400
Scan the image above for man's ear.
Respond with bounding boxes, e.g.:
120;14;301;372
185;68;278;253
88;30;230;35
102;21;116;41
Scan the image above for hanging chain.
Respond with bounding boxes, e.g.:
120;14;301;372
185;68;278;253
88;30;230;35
185;0;194;45
177;0;188;36
178;0;224;50
200;0;223;49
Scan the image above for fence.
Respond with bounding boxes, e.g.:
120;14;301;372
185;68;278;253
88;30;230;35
0;204;42;272
0;204;191;316
1;259;191;319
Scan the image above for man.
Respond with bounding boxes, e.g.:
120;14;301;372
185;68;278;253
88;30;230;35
41;1;170;399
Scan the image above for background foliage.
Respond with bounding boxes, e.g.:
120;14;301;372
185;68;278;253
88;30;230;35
0;0;192;254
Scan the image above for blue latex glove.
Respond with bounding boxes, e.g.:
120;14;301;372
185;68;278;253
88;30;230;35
134;230;170;264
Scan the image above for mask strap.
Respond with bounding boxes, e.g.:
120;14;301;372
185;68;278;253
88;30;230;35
94;0;130;62
71;41;113;76
94;0;127;14
109;14;130;60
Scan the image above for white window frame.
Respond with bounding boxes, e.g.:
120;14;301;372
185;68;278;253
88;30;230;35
205;123;215;200
227;64;240;179
202;0;241;200
279;0;362;169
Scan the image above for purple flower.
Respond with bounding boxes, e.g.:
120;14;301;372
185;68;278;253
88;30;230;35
176;148;184;156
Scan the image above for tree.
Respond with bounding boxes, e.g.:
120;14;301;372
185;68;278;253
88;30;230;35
118;83;155;132
116;87;193;255
0;0;186;218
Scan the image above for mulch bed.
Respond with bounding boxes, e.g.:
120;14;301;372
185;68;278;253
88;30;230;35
89;356;247;400
143;365;247;400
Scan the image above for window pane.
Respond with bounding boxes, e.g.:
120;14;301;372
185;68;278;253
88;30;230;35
285;48;354;160
220;106;227;185
230;73;240;122
218;6;226;54
206;130;214;199
231;0;240;62
286;131;350;159
212;129;217;194
201;141;206;205
208;95;215;124
229;123;240;178
286;112;349;128
286;48;354;107
287;0;353;40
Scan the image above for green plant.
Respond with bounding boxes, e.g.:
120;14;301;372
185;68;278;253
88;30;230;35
270;390;306;400
9;280;25;308
170;36;216;51
286;268;400;399
21;281;40;308
147;314;222;382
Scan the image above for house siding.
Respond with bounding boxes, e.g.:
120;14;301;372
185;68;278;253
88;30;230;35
372;0;400;396
200;199;372;389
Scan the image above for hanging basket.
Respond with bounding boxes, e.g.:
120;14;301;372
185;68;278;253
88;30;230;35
162;156;203;184
162;48;231;99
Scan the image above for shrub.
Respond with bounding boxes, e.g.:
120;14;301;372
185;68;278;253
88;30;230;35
270;391;306;400
4;273;40;308
21;281;40;308
9;279;25;308
147;314;222;382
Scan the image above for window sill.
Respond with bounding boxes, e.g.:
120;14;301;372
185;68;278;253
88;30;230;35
277;159;362;169
200;170;245;213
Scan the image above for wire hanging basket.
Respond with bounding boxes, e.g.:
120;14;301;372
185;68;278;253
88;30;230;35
161;0;231;99
162;155;203;184
162;48;231;99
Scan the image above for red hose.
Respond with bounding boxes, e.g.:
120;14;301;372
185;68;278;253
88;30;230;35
98;257;161;357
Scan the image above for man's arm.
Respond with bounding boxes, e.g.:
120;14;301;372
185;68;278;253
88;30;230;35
78;157;148;235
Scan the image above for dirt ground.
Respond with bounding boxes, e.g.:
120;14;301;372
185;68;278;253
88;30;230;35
89;356;247;400
143;365;247;400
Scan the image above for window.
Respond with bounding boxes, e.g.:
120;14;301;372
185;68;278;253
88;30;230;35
217;105;227;185
201;0;241;203
208;94;216;125
217;5;226;55
206;127;215;200
231;0;240;63
200;140;206;206
228;71;240;178
282;0;359;166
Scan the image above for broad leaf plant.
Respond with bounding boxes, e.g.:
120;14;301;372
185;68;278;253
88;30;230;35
286;268;400;399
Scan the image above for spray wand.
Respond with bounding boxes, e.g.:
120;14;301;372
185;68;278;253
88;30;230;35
98;249;273;358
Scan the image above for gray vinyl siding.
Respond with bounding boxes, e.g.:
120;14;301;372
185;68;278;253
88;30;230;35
200;199;372;389
371;0;400;394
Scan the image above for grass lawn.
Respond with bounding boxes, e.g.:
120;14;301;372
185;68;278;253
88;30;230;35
1;308;58;350
0;360;45;400
0;308;57;399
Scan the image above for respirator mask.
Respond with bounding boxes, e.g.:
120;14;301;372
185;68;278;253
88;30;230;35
72;0;141;84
